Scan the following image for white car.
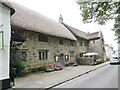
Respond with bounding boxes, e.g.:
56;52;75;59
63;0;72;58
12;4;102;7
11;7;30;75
110;57;120;64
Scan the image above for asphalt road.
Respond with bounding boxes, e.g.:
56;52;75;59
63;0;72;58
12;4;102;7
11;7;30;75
54;64;119;88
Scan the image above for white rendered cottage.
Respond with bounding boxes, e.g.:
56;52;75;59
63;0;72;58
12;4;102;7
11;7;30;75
0;0;14;89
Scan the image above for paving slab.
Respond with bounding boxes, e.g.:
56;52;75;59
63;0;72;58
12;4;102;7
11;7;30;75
13;61;109;89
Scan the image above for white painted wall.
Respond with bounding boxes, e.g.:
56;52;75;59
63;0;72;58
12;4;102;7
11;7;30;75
0;3;11;80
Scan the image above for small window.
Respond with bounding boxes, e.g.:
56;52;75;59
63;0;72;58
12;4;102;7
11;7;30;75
59;38;63;45
39;50;48;60
16;50;27;61
54;55;59;62
70;41;74;46
90;55;92;57
113;57;118;59
79;53;83;57
84;42;87;47
39;34;48;42
80;42;83;46
93;41;95;43
0;31;3;50
69;51;74;58
65;55;69;61
16;30;26;39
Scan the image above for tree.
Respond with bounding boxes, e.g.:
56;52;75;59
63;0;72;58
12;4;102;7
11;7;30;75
76;1;120;34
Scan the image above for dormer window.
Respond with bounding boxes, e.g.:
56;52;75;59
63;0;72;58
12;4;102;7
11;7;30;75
39;33;48;42
59;38;64;45
70;41;74;46
93;41;95;43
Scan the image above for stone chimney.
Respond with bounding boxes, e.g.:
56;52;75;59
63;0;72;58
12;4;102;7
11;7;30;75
59;14;63;23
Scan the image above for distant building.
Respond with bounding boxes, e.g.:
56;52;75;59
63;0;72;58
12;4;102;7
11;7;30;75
105;44;114;60
63;23;106;62
118;36;120;57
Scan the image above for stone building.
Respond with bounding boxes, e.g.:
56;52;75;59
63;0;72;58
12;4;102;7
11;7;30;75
10;2;106;71
87;31;106;62
10;3;77;71
63;23;106;62
63;23;88;58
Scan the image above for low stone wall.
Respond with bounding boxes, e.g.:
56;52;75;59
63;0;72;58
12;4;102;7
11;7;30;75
76;57;95;65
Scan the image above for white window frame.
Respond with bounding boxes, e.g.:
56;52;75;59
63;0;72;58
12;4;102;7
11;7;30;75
0;31;3;50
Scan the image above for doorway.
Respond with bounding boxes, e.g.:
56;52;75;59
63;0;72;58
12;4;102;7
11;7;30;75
59;54;65;67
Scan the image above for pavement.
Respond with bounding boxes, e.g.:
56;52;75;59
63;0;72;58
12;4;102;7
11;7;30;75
13;61;109;89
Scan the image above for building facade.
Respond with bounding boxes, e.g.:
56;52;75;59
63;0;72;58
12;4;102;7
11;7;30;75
10;2;77;72
105;44;114;60
63;23;106;62
10;2;106;72
0;0;15;89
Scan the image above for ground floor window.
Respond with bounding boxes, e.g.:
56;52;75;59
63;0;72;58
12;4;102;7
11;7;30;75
12;50;27;61
39;50;48;60
69;51;74;58
79;53;84;57
65;55;69;61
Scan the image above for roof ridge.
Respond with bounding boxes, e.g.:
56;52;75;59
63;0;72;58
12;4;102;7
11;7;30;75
63;23;87;34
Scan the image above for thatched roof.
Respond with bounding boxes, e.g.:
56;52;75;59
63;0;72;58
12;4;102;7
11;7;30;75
10;2;77;41
0;0;15;15
87;32;100;40
63;23;102;40
63;23;88;39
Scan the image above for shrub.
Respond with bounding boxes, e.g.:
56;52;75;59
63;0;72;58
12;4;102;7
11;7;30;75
11;60;26;77
96;58;102;64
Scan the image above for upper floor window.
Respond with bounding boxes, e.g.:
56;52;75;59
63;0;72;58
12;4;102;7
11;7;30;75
39;34;48;42
84;42;87;47
70;41;74;46
80;42;83;46
69;51;74;58
93;41;95;44
59;38;64;45
39;50;48;60
16;30;26;39
79;53;83;57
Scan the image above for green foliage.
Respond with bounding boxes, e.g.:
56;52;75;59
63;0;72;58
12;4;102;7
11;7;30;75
76;1;120;34
96;58;103;64
11;60;26;77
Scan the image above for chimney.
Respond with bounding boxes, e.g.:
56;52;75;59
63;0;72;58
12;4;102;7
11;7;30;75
59;14;63;23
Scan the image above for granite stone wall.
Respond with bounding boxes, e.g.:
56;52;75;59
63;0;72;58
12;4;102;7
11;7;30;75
14;29;76;71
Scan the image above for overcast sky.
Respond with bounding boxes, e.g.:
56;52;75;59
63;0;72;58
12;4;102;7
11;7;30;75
11;0;118;50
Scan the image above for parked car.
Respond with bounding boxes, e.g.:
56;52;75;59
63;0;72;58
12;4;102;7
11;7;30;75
45;64;54;72
110;56;120;64
54;63;62;70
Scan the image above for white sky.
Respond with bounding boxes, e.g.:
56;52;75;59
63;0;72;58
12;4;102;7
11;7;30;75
11;0;118;50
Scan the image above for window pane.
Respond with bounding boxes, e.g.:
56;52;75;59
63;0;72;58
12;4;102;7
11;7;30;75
46;51;48;59
59;39;63;45
22;51;27;61
80;42;83;46
39;50;48;60
39;52;41;60
0;32;3;49
70;51;74;58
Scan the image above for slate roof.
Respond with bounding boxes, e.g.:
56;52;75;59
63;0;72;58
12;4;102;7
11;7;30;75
11;2;77;41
